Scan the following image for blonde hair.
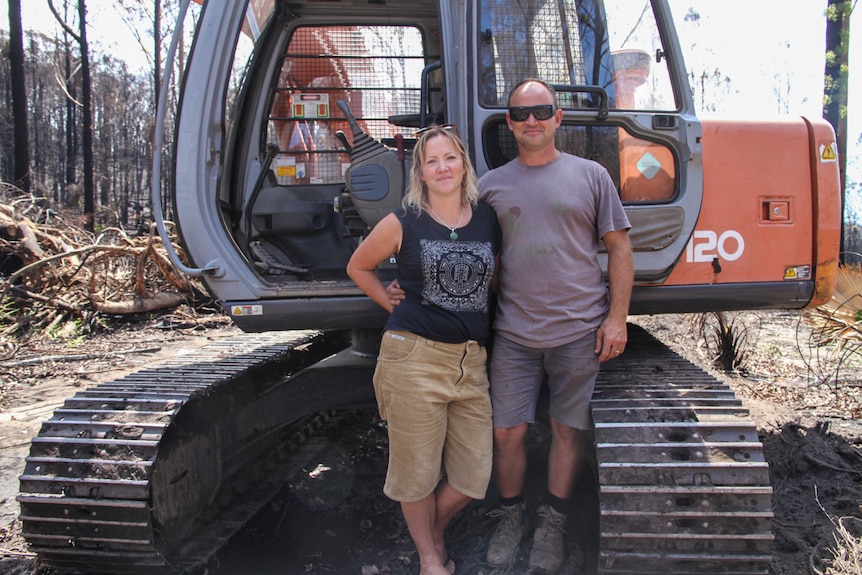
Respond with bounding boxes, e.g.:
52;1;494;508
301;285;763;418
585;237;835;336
403;126;479;212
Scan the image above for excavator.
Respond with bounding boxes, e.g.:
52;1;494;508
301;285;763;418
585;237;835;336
17;1;842;573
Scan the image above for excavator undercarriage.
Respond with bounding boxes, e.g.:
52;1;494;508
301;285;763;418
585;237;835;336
18;324;772;574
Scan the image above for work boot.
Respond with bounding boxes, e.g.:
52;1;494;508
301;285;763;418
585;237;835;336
529;504;566;573
485;501;526;567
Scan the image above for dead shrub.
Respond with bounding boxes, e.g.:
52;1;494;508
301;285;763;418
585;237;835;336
690;311;752;373
802;263;862;386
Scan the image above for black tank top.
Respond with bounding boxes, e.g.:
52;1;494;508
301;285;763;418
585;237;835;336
384;203;501;345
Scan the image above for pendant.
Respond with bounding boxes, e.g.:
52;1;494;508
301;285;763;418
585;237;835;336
449;231;458;240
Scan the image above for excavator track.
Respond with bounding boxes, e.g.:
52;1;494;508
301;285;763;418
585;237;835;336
592;324;773;575
17;329;376;573
17;323;773;574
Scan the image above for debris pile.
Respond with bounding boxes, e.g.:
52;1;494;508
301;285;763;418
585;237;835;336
0;188;214;340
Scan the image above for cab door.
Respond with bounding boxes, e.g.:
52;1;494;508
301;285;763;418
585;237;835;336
466;0;701;283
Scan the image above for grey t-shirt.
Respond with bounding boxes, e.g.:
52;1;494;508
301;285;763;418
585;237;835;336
479;152;630;347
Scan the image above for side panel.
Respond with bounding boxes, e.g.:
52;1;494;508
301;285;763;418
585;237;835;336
635;117;841;311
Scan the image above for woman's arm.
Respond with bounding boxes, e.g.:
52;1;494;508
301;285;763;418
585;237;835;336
346;213;403;313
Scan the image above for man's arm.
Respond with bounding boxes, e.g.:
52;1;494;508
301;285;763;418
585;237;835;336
595;229;633;362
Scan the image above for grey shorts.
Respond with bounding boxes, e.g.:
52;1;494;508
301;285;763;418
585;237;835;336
489;332;599;430
372;330;493;502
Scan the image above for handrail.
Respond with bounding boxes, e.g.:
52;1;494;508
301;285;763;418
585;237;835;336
551;84;609;120
151;0;220;277
420;60;442;128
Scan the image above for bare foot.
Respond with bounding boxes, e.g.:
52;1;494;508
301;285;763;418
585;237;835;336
419;562;452;575
434;539;454;574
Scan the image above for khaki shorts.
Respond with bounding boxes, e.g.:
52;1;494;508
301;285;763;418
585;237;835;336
373;330;493;502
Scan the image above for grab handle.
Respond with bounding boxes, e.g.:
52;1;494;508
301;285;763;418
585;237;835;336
151;0;221;277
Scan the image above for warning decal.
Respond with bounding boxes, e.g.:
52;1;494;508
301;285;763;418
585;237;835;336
820;143;837;163
636;152;661;180
232;305;264;316
783;265;811;280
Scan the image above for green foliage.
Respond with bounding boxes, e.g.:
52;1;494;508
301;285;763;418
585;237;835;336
0;299;23;339
825;1;854;22
46;316;86;346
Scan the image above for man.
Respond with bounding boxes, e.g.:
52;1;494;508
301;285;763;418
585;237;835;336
479;78;633;573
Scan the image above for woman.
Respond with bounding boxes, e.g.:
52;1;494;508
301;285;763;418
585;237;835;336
346;126;500;575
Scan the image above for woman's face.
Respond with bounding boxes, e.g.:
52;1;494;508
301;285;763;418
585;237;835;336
420;134;465;198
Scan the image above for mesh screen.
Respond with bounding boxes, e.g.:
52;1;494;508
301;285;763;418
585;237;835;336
267;26;426;184
479;0;587;106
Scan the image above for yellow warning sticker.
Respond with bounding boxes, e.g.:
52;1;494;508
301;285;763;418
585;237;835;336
820;143;837;163
232;305;263;316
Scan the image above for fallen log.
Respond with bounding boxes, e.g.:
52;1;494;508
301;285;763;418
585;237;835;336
93;292;188;315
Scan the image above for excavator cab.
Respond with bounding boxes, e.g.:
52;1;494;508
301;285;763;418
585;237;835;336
171;0;717;334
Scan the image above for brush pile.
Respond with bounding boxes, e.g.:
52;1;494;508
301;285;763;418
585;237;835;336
0;186;214;340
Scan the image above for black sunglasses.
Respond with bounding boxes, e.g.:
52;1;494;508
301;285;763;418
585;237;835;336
508;105;556;122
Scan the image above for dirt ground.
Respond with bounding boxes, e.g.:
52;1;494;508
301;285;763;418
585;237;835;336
0;309;860;575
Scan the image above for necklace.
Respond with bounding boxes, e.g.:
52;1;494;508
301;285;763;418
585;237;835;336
428;205;464;240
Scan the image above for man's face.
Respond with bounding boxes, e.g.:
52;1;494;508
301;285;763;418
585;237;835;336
506;82;563;153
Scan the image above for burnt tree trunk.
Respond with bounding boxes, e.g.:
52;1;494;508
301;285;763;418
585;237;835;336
823;0;852;261
78;0;95;232
8;0;31;194
64;27;78;205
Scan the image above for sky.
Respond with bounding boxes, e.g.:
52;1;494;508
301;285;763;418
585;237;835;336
2;0;860;205
668;1;860;213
